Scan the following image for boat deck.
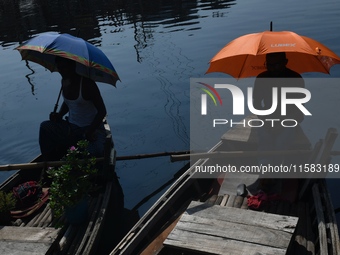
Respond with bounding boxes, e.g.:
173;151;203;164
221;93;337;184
0;181;113;255
164;200;299;255
110;121;340;255
0;122;119;255
0;226;59;255
162;178;338;255
161;126;340;255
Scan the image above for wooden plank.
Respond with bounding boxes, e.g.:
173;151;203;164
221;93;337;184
75;195;103;255
165;228;286;255
225;194;236;207
38;206;53;227
165;201;298;255
298;140;323;199
241;197;248;209
319;180;340;254
305;202;315;255
0;226;59;242
214;195;223;206
206;194;218;205
140;214;182;255
0;226;60;255
220;194;229;206
314;128;338;165
312;183;328;255
82;182;113;255
299;128;338;204
59;225;77;252
292;202;307;255
0;241;55;255
170;213;294;249
186;201;298;234
233;196;244;208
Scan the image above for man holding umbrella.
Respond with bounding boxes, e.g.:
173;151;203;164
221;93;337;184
39;56;107;161
206;30;340;193
16;32;120;161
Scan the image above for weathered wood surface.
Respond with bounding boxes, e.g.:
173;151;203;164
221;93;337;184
164;201;298;255
319;180;340;254
312;183;328;255
0;226;60;255
140;214;182;255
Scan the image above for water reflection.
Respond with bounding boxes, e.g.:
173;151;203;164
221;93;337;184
24;60;36;95
1;1;237;250
0;0;236;47
1;0;236;95
0;0;238;162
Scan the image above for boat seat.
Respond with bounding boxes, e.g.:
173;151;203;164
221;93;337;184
205;193;315;255
0;226;60;255
164;200;299;255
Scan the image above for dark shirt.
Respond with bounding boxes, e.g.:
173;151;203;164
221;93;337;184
256;67;302;79
253;68;305;123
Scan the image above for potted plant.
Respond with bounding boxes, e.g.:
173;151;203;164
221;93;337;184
47;140;98;225
0;191;16;225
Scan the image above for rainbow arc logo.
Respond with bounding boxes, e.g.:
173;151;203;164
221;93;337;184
198;82;223;115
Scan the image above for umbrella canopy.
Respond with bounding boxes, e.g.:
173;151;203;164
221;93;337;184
16;32;120;86
206;30;340;78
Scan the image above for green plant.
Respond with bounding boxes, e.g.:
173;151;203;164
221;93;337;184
0;191;16;213
47;140;98;218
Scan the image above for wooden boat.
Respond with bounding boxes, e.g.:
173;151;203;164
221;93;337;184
110;116;340;255
0;120;124;255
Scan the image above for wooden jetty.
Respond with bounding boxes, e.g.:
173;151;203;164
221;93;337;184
111;117;340;255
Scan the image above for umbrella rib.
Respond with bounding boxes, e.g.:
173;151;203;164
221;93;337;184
313;55;332;74
237;55;251;78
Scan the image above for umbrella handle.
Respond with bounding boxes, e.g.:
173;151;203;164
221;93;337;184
53;85;63;113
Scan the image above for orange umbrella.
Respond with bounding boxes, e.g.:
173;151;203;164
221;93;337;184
206;30;340;78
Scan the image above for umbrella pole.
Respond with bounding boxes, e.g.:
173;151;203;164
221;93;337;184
53;86;63;113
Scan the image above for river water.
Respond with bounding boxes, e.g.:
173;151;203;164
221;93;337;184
1;0;340;245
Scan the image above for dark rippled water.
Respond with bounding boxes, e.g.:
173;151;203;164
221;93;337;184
1;0;340;244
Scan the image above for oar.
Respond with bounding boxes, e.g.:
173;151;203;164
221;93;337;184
0;158;105;171
170;149;312;162
116;150;190;161
0;150;191;171
330;151;340;156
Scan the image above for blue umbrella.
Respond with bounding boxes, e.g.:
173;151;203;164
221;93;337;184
16;32;120;86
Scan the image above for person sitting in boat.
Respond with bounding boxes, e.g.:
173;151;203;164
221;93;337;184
39;56;107;161
253;52;305;166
